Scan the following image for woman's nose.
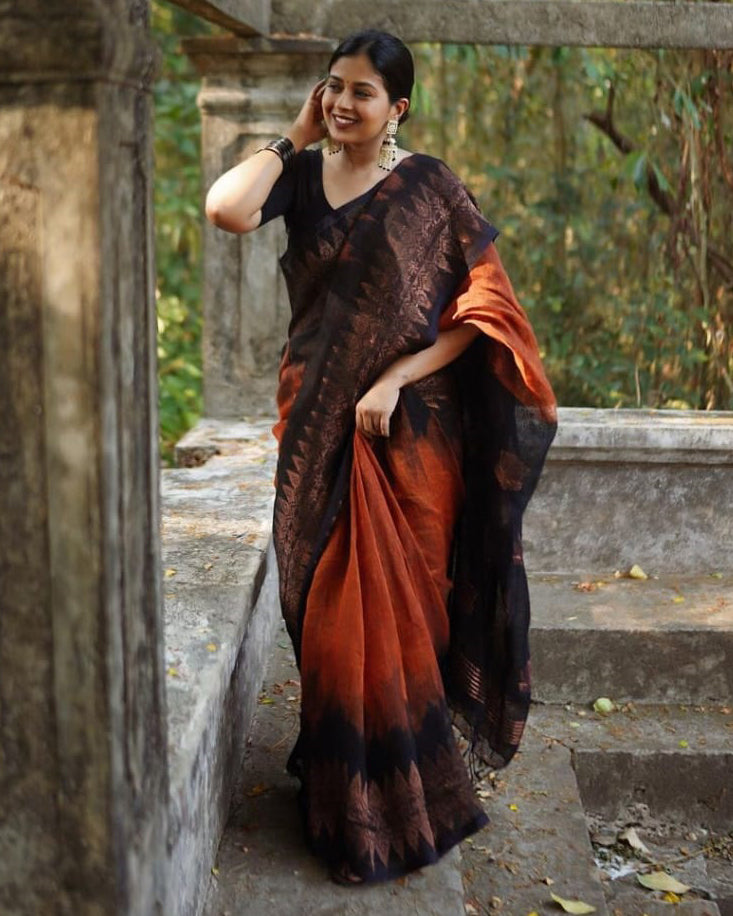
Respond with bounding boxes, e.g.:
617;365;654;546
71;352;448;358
334;89;353;109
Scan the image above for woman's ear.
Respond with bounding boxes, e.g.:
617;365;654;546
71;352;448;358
392;98;410;122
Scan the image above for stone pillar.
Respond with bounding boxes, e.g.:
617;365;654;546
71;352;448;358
0;3;167;914
184;36;334;417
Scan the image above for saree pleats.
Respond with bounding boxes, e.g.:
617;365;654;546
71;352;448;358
290;377;488;881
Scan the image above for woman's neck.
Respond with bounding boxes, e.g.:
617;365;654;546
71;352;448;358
338;139;384;173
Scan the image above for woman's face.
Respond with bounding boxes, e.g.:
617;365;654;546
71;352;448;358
322;53;407;146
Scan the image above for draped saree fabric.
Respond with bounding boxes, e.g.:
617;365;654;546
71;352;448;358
269;152;557;882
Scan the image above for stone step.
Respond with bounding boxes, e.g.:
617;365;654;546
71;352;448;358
533;703;733;831
202;625;465;916
529;574;733;704
461;725;611;916
200;634;733;916
463;703;733;916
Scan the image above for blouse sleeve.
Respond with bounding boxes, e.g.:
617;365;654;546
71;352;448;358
258;163;298;226
258;149;320;227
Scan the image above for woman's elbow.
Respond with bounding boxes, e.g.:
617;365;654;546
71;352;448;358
204;192;258;234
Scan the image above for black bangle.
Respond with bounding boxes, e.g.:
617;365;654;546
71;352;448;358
257;137;296;171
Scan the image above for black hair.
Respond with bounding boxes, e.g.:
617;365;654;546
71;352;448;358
328;29;414;124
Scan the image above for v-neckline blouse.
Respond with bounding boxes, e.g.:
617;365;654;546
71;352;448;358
318;151;413;213
259;149;417;228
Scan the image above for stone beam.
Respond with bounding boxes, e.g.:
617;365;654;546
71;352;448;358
167;0;269;35
270;0;733;49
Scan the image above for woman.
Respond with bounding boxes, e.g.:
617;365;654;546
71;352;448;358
206;30;557;885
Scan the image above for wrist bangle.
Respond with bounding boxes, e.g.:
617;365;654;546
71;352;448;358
257;137;296;171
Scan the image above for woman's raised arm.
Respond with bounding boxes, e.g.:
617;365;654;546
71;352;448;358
204;79;328;234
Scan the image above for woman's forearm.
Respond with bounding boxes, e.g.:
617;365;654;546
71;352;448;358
379;324;480;389
355;324;480;437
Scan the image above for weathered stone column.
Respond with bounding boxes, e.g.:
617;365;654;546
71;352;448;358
0;3;167;913
184;36;333;417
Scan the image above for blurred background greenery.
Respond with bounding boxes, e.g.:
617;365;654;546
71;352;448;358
152;5;733;463
152;2;208;464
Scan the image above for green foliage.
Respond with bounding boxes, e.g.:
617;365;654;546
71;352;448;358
152;1;210;464
404;45;733;410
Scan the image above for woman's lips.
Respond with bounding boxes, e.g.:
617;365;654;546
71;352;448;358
332;115;358;128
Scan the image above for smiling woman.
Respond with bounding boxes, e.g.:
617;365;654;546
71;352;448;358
205;28;556;886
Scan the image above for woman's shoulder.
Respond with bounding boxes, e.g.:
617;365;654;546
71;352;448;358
293;147;323;173
401;153;476;203
402;152;467;184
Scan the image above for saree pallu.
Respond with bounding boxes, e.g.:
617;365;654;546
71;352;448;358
272;154;557;882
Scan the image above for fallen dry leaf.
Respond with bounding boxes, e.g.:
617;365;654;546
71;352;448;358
574;581;600;592
628;564;648;580
551;892;596;913
164;568;177;578
637;872;690;894
619;826;650;855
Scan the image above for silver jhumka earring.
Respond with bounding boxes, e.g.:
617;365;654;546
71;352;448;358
378;118;399;170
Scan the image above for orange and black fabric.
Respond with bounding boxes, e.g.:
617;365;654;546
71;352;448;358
269;152;557;882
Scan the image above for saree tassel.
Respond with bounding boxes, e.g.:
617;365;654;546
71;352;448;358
378;119;399;170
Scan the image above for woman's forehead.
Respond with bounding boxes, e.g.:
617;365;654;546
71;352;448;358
328;54;385;89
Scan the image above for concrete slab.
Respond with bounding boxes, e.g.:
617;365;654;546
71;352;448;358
174;415;276;468
525;408;733;577
203;625;466;916
529;574;733;704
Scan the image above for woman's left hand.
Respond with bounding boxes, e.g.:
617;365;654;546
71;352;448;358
355;380;400;437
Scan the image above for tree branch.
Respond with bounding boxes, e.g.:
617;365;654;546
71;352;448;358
584;87;733;286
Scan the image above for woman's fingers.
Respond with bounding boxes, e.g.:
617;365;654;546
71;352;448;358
291;80;328;145
355;408;390;438
355;382;400;437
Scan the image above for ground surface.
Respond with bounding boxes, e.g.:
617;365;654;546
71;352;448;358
203;625;732;916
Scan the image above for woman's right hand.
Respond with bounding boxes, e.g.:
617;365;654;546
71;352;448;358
288;79;329;149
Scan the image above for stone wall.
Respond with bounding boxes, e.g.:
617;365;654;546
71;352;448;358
525;408;733;576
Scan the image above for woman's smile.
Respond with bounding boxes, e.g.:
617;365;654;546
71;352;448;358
332;114;359;128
